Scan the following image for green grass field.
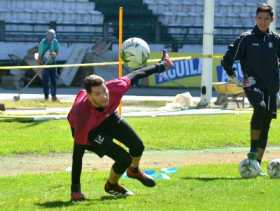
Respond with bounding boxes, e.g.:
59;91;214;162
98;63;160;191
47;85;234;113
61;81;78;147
1;164;280;211
1;99;72;109
0;114;280;155
0;99;166;109
1;114;280;210
2;51;280;210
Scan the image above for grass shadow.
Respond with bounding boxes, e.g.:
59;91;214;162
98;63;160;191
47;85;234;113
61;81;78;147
22;121;46;128
0;118;49;124
36;195;127;208
181;176;243;181
35;199;96;208
36;200;75;208
100;195;128;201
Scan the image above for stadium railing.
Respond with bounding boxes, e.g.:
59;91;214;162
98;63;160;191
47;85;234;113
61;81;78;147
0;21;254;45
0;21;115;43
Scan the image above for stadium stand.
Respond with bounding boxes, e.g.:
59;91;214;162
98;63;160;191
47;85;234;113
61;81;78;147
0;0;278;87
0;0;278;45
93;0;174;45
0;0;109;43
143;0;270;44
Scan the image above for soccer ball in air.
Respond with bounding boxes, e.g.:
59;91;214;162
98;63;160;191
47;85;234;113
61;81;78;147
239;159;261;178
267;159;280;178
121;37;150;69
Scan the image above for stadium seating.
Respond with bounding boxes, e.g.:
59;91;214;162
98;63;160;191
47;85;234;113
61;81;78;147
143;0;273;44
0;0;104;40
144;0;266;27
94;0;173;43
1;0;279;45
0;0;100;23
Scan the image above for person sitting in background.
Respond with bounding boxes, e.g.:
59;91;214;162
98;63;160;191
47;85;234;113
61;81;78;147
38;29;60;101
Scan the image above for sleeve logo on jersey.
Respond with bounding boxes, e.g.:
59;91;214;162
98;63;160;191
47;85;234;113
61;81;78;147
268;42;273;48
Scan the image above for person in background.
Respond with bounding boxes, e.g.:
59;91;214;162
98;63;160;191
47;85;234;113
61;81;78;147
38;29;60;101
221;3;280;175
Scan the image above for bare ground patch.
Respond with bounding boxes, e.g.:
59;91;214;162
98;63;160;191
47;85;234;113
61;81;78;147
1;149;280;176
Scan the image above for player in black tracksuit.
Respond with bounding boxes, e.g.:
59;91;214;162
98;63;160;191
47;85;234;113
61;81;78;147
221;4;280;169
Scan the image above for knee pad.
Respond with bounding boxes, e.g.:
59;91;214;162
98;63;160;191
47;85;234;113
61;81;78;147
113;154;132;175
130;142;145;157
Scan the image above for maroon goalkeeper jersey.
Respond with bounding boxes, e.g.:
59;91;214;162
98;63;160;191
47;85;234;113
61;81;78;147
67;76;131;145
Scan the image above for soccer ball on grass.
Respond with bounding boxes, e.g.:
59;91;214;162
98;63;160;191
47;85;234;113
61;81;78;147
267;159;280;178
239;158;261;178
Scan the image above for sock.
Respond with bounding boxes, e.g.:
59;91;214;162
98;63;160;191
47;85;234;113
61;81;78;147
256;147;265;165
250;140;258;153
107;180;116;186
129;166;139;173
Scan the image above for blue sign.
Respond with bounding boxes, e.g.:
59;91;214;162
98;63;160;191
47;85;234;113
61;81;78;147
216;62;244;82
155;58;201;84
154;59;244;84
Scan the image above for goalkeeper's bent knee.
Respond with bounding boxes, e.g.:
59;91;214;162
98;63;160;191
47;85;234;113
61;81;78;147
129;142;145;157
112;154;132;175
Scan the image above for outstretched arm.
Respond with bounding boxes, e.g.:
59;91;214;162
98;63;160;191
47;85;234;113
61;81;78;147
126;50;174;84
126;62;166;84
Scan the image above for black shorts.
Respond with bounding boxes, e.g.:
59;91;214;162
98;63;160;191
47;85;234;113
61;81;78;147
244;85;277;119
74;112;144;158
